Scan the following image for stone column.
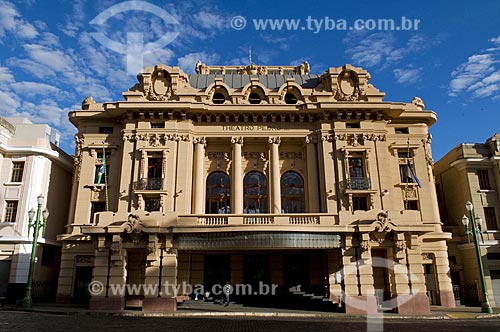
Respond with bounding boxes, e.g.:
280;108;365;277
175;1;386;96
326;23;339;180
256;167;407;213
342;234;377;314
141;150;148;179
433;243;456;308
269;136;281;214
231;137;244;214
155;235;178;312
306;135;320;213
89;234;126;310
192;137;206;214
395;235;430;314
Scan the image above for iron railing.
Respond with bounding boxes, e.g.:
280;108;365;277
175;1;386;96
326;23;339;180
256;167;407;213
346;177;371;190
134;178;163;190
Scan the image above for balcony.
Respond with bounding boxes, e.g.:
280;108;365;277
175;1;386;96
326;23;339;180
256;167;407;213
134;178;164;191
346;177;372;190
178;213;337;227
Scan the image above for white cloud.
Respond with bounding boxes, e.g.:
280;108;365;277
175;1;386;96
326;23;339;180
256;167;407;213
449;44;500;98
0;66;14;83
490;35;500;45
343;32;440;71
0;0;38;41
344;32;395;67
0;89;20;114
11;81;60;97
394;68;422;85
178;52;220;73
23;44;75;72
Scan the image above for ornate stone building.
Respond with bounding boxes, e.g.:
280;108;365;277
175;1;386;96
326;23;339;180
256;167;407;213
56;62;454;314
435;134;500;307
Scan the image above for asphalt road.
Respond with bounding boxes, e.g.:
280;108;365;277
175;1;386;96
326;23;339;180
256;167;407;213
1;311;500;332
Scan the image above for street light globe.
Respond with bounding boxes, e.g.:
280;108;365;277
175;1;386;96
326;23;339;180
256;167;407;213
28;208;36;220
476;215;483;229
42;209;49;219
466;201;473;212
37;194;44;205
462;215;469;226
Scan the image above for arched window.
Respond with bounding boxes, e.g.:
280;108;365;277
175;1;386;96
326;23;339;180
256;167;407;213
281;171;305;213
206;172;231;214
243;171;268;213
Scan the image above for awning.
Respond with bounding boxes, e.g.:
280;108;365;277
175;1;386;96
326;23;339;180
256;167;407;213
176;232;341;250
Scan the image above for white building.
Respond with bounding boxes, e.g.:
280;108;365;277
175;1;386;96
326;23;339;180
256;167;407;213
0;117;72;302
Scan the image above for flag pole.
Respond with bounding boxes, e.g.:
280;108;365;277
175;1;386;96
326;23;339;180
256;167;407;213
102;144;109;211
404;138;410;210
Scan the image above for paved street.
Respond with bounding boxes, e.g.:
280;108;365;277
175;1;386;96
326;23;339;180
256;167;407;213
1;311;500;332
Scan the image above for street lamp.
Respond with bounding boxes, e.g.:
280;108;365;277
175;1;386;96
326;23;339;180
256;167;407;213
21;194;49;309
462;201;493;313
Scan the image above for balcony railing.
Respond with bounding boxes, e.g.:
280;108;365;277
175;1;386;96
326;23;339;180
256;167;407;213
179;213;338;227
346;177;371;190
134;178;164;190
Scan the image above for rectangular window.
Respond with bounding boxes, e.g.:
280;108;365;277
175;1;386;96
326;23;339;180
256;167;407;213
144;197;161;212
398;151;413;159
400;164;415;183
346;122;360;128
94;165;110;184
484;207;498;230
98;127;113;134
10;161;25;182
151;122;165;128
395;127;409;134
352;196;368;211
4;201;18;223
90;202;106;223
348;157;364;178
96;152;111;160
477;170;491;190
405;200;419;210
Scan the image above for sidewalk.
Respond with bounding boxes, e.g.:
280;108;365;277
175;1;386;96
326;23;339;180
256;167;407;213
3;301;500;320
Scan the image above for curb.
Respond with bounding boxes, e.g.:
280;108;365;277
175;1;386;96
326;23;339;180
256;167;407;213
4;307;500;320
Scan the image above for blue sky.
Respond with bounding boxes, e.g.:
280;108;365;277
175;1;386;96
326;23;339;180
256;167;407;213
0;0;499;160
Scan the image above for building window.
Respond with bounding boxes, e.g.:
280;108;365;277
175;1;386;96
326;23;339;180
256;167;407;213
212;93;226;104
395;127;409;134
144;196;161;212
399;164;415;184
98;127;113;134
248;93;262;104
284;93;297;104
90;202;106;223
405;200;419;210
151;122;165;128
352;196;368;211
10;161;25;182
398;151;413;159
346;122;361;129
348;157;364;178
206;171;231;214
281;171;305;213
94;165;110;184
477;170;491;190
244;171;268;213
484;207;498;230
347;156;370;190
3;201;18;223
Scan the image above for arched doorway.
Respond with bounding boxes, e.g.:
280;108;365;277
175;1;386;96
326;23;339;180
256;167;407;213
281;171;305;213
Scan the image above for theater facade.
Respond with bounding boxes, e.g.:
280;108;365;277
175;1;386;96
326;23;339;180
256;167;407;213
56;62;455;314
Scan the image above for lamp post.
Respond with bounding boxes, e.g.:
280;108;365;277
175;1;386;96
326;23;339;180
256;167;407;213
22;194;49;309
462;201;493;313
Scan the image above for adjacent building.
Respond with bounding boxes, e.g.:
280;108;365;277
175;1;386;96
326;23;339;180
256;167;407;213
55;62;455;314
435;134;500;307
0;117;73;302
